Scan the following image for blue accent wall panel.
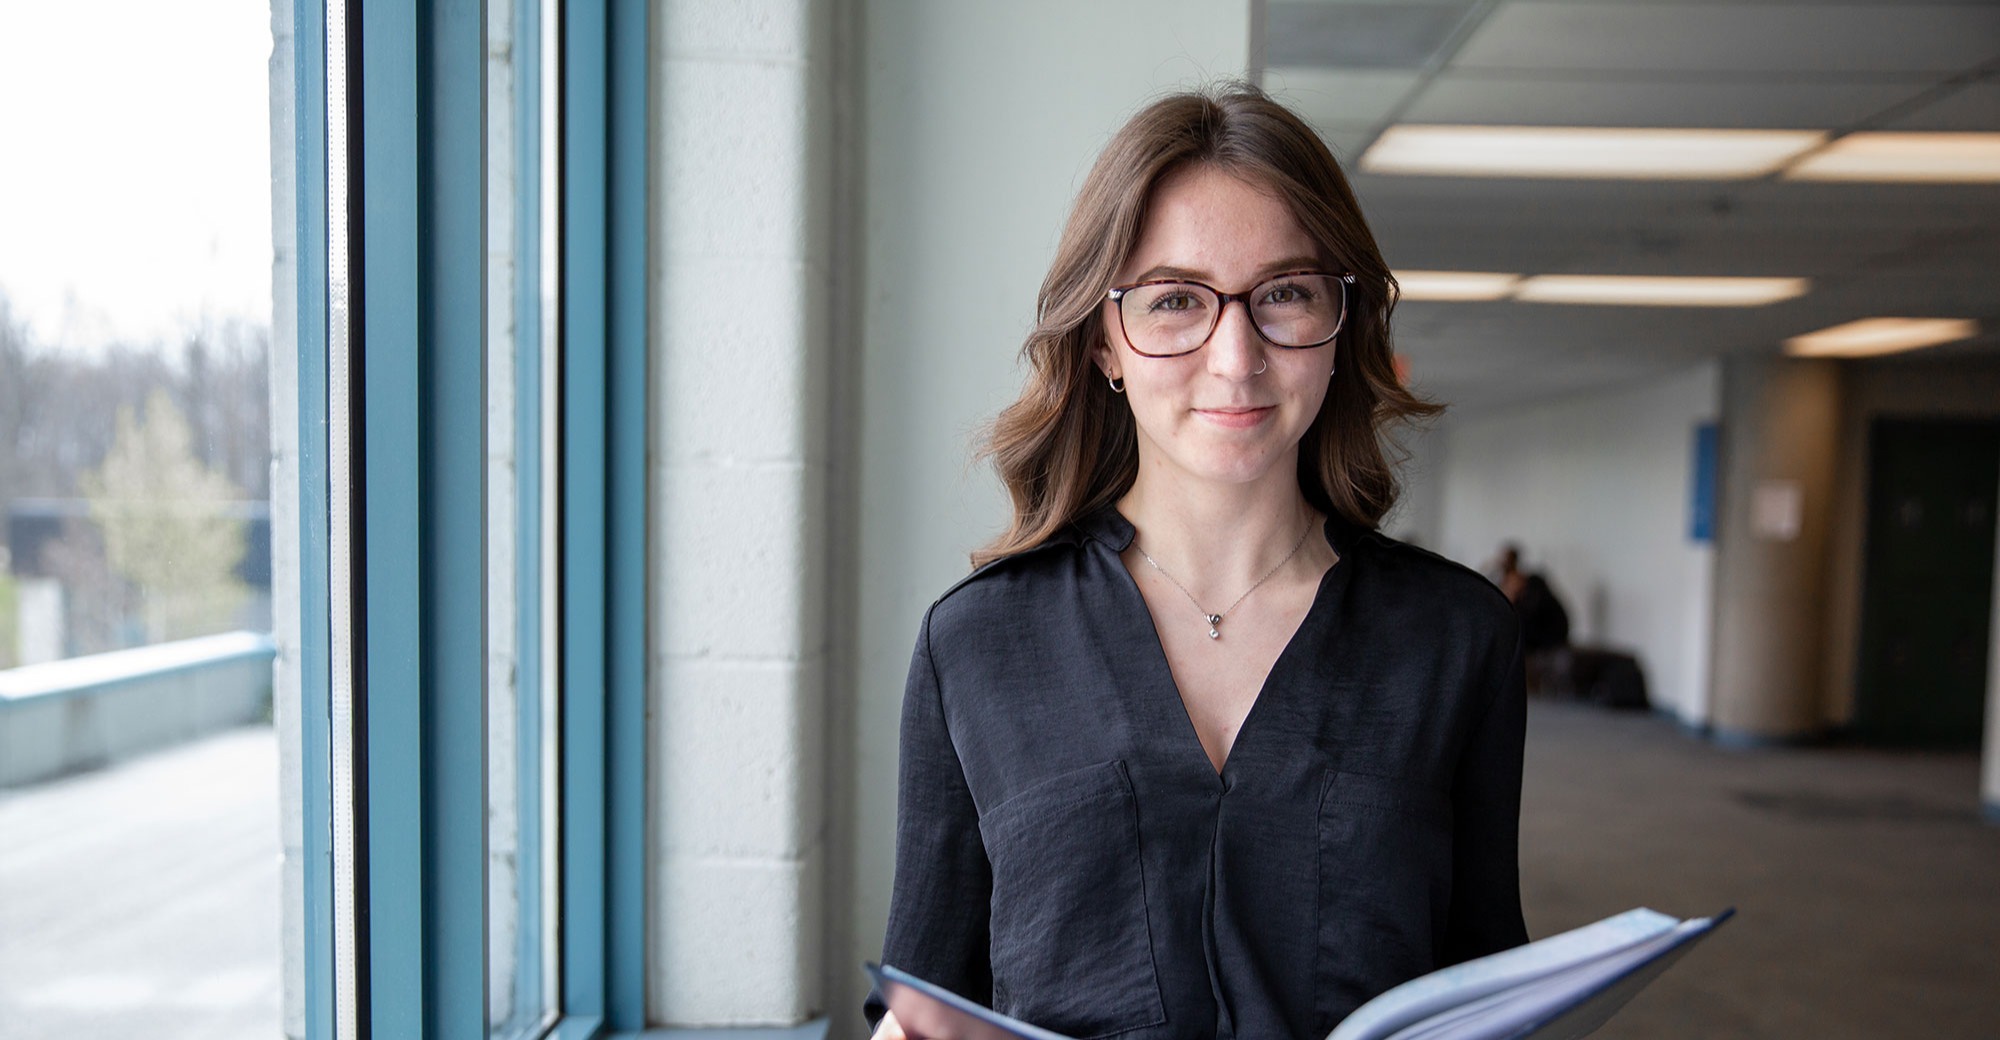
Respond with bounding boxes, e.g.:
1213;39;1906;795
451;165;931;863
1690;422;1718;544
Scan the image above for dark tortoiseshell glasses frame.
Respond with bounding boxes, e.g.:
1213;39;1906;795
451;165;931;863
1105;271;1355;358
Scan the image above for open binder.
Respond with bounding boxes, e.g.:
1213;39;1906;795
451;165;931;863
869;907;1732;1040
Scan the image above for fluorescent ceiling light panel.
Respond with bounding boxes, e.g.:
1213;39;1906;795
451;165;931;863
1396;270;1521;301
1785;317;1978;358
1515;276;1808;307
1362;125;1827;179
1785;132;2000;183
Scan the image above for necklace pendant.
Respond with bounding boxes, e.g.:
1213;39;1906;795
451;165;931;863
1207;614;1222;639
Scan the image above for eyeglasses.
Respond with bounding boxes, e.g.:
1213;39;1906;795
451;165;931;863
1106;271;1354;358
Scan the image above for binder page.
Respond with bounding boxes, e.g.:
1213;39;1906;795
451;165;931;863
1326;908;1680;1040
867;963;1078;1040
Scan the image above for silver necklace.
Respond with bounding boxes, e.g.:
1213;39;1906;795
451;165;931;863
1135;520;1314;640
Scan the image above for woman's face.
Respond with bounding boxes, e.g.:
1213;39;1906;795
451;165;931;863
1095;163;1336;491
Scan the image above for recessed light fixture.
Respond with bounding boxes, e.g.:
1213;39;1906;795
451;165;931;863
1784;317;1978;357
1514;276;1809;307
1361;125;1827;180
1785;132;2000;183
1395;270;1521;301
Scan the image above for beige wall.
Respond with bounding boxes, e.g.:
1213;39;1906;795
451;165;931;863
1709;357;1843;740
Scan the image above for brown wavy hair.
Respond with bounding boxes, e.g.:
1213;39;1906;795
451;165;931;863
970;83;1441;568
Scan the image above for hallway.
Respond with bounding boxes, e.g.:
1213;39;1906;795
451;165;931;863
1522;700;1999;1038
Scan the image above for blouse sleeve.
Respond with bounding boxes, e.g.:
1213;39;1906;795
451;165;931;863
864;606;994;1030
1441;631;1531;966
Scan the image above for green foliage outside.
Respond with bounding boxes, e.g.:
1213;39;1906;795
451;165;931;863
78;389;252;644
0;571;16;669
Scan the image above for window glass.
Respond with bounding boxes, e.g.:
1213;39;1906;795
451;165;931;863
488;0;560;1034
0;1;287;1038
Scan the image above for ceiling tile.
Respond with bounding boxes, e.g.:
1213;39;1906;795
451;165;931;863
1265;1;1475;69
1886;82;2000;131
1267;66;1425;126
1452;3;2000;75
1402;76;1926;128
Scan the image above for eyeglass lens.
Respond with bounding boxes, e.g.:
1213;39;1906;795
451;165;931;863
1119;273;1344;357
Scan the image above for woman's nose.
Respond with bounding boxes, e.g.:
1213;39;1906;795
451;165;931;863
1206;298;1268;379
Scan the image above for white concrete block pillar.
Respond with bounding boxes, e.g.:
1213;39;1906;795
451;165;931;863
649;0;834;1024
266;0;307;1034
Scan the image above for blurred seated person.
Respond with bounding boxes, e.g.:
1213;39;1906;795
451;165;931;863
1493;543;1570;694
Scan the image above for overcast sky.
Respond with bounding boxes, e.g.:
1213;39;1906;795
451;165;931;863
0;0;273;354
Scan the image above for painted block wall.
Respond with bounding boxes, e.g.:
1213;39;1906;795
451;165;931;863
648;0;837;1025
1434;363;1721;724
842;3;1252;1034
264;0;306;1031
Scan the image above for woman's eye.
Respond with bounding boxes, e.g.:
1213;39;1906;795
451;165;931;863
1262;285;1311;305
1151;292;1201;312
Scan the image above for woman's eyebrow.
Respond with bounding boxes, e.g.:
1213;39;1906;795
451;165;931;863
1126;257;1326;284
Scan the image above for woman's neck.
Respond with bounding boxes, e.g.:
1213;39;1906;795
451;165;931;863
1115;456;1328;602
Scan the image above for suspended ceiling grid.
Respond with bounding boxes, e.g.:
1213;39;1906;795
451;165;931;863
1261;0;2000;414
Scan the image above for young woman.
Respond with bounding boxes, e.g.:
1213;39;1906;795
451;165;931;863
868;85;1528;1040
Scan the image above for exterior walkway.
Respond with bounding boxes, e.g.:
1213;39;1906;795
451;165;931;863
0;725;281;1040
2;706;1996;1038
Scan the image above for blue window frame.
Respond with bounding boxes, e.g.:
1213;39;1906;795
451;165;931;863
292;1;648;1036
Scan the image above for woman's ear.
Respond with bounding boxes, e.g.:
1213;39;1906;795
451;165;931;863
1090;336;1121;383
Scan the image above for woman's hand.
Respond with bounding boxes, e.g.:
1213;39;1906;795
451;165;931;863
870;1010;909;1040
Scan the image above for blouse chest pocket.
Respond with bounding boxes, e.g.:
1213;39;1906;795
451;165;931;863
977;759;1166;1039
1314;769;1455;1026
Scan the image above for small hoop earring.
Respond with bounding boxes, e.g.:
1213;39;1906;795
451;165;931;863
1253;358;1268;376
1107;374;1125;394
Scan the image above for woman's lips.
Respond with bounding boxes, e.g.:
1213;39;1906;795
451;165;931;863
1196;406;1274;429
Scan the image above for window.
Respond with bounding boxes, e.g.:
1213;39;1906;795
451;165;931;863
293;1;647;1037
0;4;285;1037
0;2;648;1033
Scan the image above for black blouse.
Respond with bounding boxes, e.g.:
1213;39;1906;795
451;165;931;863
868;505;1528;1040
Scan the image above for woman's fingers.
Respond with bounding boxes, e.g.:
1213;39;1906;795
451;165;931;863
871;1009;910;1040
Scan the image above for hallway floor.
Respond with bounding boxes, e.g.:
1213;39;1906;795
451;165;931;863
1521;699;2000;1039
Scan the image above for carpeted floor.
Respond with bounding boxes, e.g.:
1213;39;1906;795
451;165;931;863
1520;699;2000;1039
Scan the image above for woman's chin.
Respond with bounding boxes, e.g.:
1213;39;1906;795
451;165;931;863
1175;448;1289;488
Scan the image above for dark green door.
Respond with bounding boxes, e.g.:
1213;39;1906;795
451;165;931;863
1854;419;2000;748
